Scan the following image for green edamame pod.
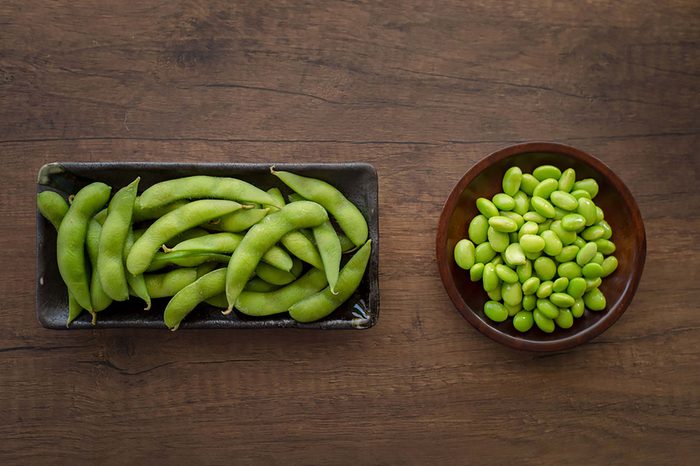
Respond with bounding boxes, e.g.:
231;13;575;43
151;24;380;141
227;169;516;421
163;228;210;248
127;199;243;275
282;230;325;269
67;294;83;325
243;278;280;293
337;234;357;253
225;201;329;313
132;199;188;223
272;169;368;247
86;219;113;315
37;191;69;230
98;178;139;301
205;293;229;308
255;260;303;286
502;167;522;196
124;229;151;310
139;175;280;210
236;268;328;316
264;187;285;211
289;240;371;323
206;208;270;233
146;251;231;272
57;182;112;311
164;269;228;330
313;221;341;292
144;268;198;298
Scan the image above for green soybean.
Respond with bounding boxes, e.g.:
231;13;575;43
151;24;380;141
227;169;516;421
57;182;112;311
558;261;582;279
523;211;547;223
504;243;526;266
541;230;563;256
582;262;604;279
555;245;579;263
533;309;555;333
571;189;591;200
584;288;606;311
470;263;485;281
144;268;198;298
573;236;586;248
523;294;536;311
468;215;489;244
550;292;575;308
476;198;499;218
496;264;519;284
567;277;587;299
475;242;497;263
454;239;476;270
487;227;510;253
555;309;574;329
512;191;530;216
520;234;545;253
482;263;499;292
522;277;540;295
534;257;556;281
500;211;524;230
518;221;539;239
598;220;613;240
505;302;522;317
489;216;518;233
550;190;578;211
572;178;599;198
577;197;597;226
520;174;539;196
595;239;617;255
536;298;559;319
531;196;555;218
576;242;598;266
483;300;508;322
502;282;522;306
533;165;562;181
502;167;522;196
549;220;577;245
596;206;605;223
492;193;515;211
571;298;585;318
288;240;371;323
558;168;576;192
533;178;559;199
585;277;602;291
513;311;534;332
601;256;618;277
516;259;532;282
236;268;328;316
582;225;605;241
591;252;604;265
561;213;586;232
536;280;554;299
487;287;502;301
552;277;569;293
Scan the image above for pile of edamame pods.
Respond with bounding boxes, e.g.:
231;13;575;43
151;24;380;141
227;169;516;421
453;165;619;333
37;169;372;330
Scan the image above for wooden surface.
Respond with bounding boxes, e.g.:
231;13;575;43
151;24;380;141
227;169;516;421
1;1;699;464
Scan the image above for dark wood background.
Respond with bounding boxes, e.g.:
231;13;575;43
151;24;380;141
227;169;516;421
1;1;699;464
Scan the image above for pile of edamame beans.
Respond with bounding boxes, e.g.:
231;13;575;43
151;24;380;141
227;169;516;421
453;165;618;333
38;170;371;330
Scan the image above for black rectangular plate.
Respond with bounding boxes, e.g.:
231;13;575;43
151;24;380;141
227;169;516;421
36;162;379;330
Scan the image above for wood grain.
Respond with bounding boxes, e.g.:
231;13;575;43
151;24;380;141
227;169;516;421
1;0;699;464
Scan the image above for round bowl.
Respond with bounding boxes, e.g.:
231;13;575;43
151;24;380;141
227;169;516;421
436;142;646;351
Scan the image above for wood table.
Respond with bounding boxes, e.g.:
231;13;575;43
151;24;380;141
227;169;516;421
2;1;698;464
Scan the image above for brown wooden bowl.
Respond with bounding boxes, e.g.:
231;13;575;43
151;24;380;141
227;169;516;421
436;142;646;352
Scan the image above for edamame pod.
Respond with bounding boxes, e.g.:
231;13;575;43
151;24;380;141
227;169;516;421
146;251;231;272
282;230;325;269
85;219;113;316
289;240;371;323
236;268;328;316
139;175;280;210
127;200;244;275
164;269;228;330
132;199;188;223
255;260;303;286
313;221;341;292
57;182;112;311
124;230;151;310
144;268;198;298
37;191;69;230
206;208;270;233
272;169;368;246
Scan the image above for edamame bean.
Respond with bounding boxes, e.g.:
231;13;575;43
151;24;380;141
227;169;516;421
572;178;599;198
591;252;604;265
496;264;519;284
598;220;613;239
573;236;586;248
558;261;582;279
555;245;579;263
533;309;555;333
541;230;563;256
512;191;530;216
522;277;540;295
601;256;618;277
533;178;559;199
555;309;574;329
531;196;556;218
550;190;578;211
273;169;368;247
454;239;476;270
513;311;534;332
509;232;518;244
520;174;539;196
313;220;341;292
585;277;602;291
536;281;553;298
468;215;489;244
561;213;586;232
476;198;499;218
583;288;606;311
550;292;575;308
225;201;329;313
524;250;542;261
492;193;515;211
504;243;526;266
505;303;521;317
470;263;485;281
482;263;499;292
520;234;545;253
236;268;328;316
558;168;576;192
475;242;497;263
487;226;510;253
502;167;522;196
582;262;604;279
500;211;524;230
523;294;536;311
552;277;569;293
516;260;532;282
577;197;597;226
128;200;244;275
582;225;605;241
553;207;568;220
488;216;518;233
576;242;598;266
487;287;502;301
534;257;556;281
571;189;591;200
57;182;112;310
523;211;546;223
595;239;616;255
207;208;270;233
483;300;508;322
536;298;559;319
571;298;585;318
288;240;371;323
533;165;562;181
502;282;522;306
596;206;605;223
139;175;280;210
518;221;539;239
98;178;139;302
164;269;227;330
144;268;198;298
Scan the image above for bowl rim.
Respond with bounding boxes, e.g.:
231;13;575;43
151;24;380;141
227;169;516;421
436;142;647;352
